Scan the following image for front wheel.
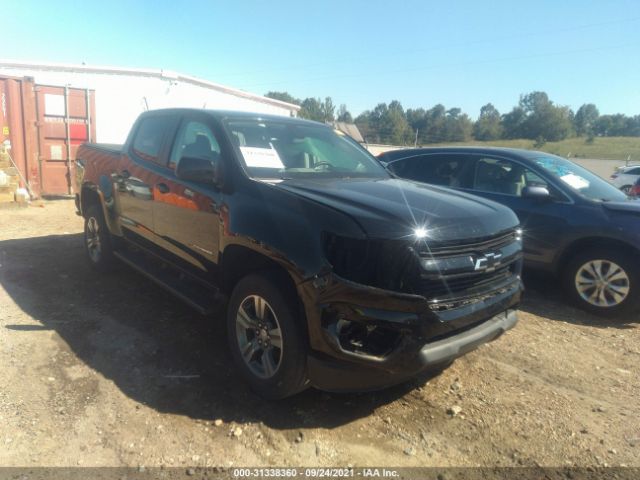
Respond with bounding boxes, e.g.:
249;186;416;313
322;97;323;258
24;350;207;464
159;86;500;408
226;272;308;399
563;248;639;317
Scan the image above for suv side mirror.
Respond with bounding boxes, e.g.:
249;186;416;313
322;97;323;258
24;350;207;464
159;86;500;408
522;185;551;200
176;156;220;185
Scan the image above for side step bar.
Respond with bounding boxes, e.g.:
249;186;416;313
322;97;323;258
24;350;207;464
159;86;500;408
113;249;222;315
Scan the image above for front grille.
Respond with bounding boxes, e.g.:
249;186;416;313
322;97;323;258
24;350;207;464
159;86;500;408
417;229;521;302
419;230;518;257
419;263;516;300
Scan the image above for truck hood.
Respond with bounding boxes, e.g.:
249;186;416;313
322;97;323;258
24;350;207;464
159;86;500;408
274;177;519;241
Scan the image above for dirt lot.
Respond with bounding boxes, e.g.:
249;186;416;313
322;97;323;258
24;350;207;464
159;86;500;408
0;200;638;469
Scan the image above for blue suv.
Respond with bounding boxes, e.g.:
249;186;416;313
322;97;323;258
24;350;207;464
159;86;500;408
379;147;640;317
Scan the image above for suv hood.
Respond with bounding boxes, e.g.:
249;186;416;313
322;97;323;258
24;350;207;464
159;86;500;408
602;199;640;215
274;177;519;242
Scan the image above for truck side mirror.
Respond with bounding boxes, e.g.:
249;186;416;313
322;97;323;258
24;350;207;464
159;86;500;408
176;155;220;185
522;185;551;201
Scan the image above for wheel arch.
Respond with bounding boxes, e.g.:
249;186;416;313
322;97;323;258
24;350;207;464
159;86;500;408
556;236;639;274
219;243;308;334
80;183;101;217
219;244;299;296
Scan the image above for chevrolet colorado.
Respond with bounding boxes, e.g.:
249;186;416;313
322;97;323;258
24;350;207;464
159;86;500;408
75;109;523;398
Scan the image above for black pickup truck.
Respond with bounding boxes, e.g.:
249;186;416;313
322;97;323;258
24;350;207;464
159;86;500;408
75;109;523;398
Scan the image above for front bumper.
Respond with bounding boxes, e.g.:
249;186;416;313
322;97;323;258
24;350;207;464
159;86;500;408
300;273;522;392
308;308;517;392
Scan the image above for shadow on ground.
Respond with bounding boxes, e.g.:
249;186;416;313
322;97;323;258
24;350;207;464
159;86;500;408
520;271;638;329
0;234;440;430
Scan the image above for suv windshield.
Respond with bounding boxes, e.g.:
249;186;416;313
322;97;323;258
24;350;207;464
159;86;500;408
224;118;388;180
533;154;628;202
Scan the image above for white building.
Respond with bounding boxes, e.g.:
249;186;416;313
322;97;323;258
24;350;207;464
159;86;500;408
0;60;299;144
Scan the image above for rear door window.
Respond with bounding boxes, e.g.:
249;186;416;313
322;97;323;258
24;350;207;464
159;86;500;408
131;115;178;165
389;154;473;188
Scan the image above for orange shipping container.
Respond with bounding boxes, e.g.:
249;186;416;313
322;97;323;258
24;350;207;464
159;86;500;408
0;75;96;198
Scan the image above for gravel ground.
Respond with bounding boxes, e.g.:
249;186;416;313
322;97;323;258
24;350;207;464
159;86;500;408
0;199;638;469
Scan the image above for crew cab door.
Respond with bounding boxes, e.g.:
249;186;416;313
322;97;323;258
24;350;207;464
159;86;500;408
116;114;179;244
464;155;573;266
151;114;225;276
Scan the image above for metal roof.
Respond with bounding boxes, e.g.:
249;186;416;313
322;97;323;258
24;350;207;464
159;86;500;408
333;122;364;143
0;59;300;112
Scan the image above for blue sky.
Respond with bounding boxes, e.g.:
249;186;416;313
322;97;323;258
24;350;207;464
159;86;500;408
4;0;640;118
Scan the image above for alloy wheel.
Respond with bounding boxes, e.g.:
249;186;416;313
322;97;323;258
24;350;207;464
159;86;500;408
86;216;102;262
235;295;283;379
574;259;630;308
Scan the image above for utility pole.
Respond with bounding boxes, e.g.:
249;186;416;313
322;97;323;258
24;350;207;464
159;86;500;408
414;129;419;148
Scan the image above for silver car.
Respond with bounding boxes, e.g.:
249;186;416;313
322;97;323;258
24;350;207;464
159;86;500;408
611;165;640;194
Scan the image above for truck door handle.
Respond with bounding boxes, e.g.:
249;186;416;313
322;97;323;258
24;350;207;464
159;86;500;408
156;183;170;194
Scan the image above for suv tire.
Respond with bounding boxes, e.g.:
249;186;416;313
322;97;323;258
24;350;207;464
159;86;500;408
563;248;639;317
226;272;308;399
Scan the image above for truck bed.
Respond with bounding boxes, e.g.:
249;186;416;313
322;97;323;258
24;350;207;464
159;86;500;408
82;143;123;154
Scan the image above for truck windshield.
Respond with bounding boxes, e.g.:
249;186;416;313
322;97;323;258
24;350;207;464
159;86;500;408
534;154;628;202
223;119;389;180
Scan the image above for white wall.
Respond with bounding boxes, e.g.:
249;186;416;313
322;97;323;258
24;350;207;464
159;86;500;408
0;66;296;144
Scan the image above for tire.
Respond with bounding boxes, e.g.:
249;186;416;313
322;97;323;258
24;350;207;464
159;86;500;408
563;248;639;317
621;185;632;195
226;272;308;399
84;204;116;272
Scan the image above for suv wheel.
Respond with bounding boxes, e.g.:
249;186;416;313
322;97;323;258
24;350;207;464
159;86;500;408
84;204;116;271
564;248;639;317
226;272;308;399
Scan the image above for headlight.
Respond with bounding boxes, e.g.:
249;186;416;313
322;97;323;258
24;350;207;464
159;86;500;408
414;227;429;239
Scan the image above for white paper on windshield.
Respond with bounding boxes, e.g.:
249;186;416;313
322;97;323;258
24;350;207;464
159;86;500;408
560;173;590;190
239;146;284;169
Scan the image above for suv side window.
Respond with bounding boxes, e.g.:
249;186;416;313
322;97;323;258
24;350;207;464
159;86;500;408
473;157;549;196
169;120;222;170
389;154;473;188
628;167;640;175
131;115;176;165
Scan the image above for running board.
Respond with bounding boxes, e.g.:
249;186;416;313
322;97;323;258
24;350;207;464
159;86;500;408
113;250;221;315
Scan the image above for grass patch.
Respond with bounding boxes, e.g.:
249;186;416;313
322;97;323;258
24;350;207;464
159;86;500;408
425;137;640;161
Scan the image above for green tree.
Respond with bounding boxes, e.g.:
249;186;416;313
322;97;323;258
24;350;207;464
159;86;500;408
502;106;527;139
595;114;631;136
298;97;335;122
574;103;599;136
322;97;336;122
362;101;411;145
354;111;372;142
337;104;353;123
423;104;447;143
504;91;573;141
298;98;324;121
384;100;411;145
473;103;503;140
264;91;300;105
443;108;472;142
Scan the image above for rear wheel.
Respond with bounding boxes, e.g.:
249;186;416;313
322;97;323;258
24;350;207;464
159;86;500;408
84;204;116;271
563;248;639;317
621;185;632;195
226;272;308;399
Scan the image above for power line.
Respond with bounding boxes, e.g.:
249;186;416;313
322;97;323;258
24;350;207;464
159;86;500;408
240;42;639;91
213;16;640;82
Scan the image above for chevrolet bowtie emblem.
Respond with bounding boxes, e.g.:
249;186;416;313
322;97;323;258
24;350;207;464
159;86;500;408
474;252;503;272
